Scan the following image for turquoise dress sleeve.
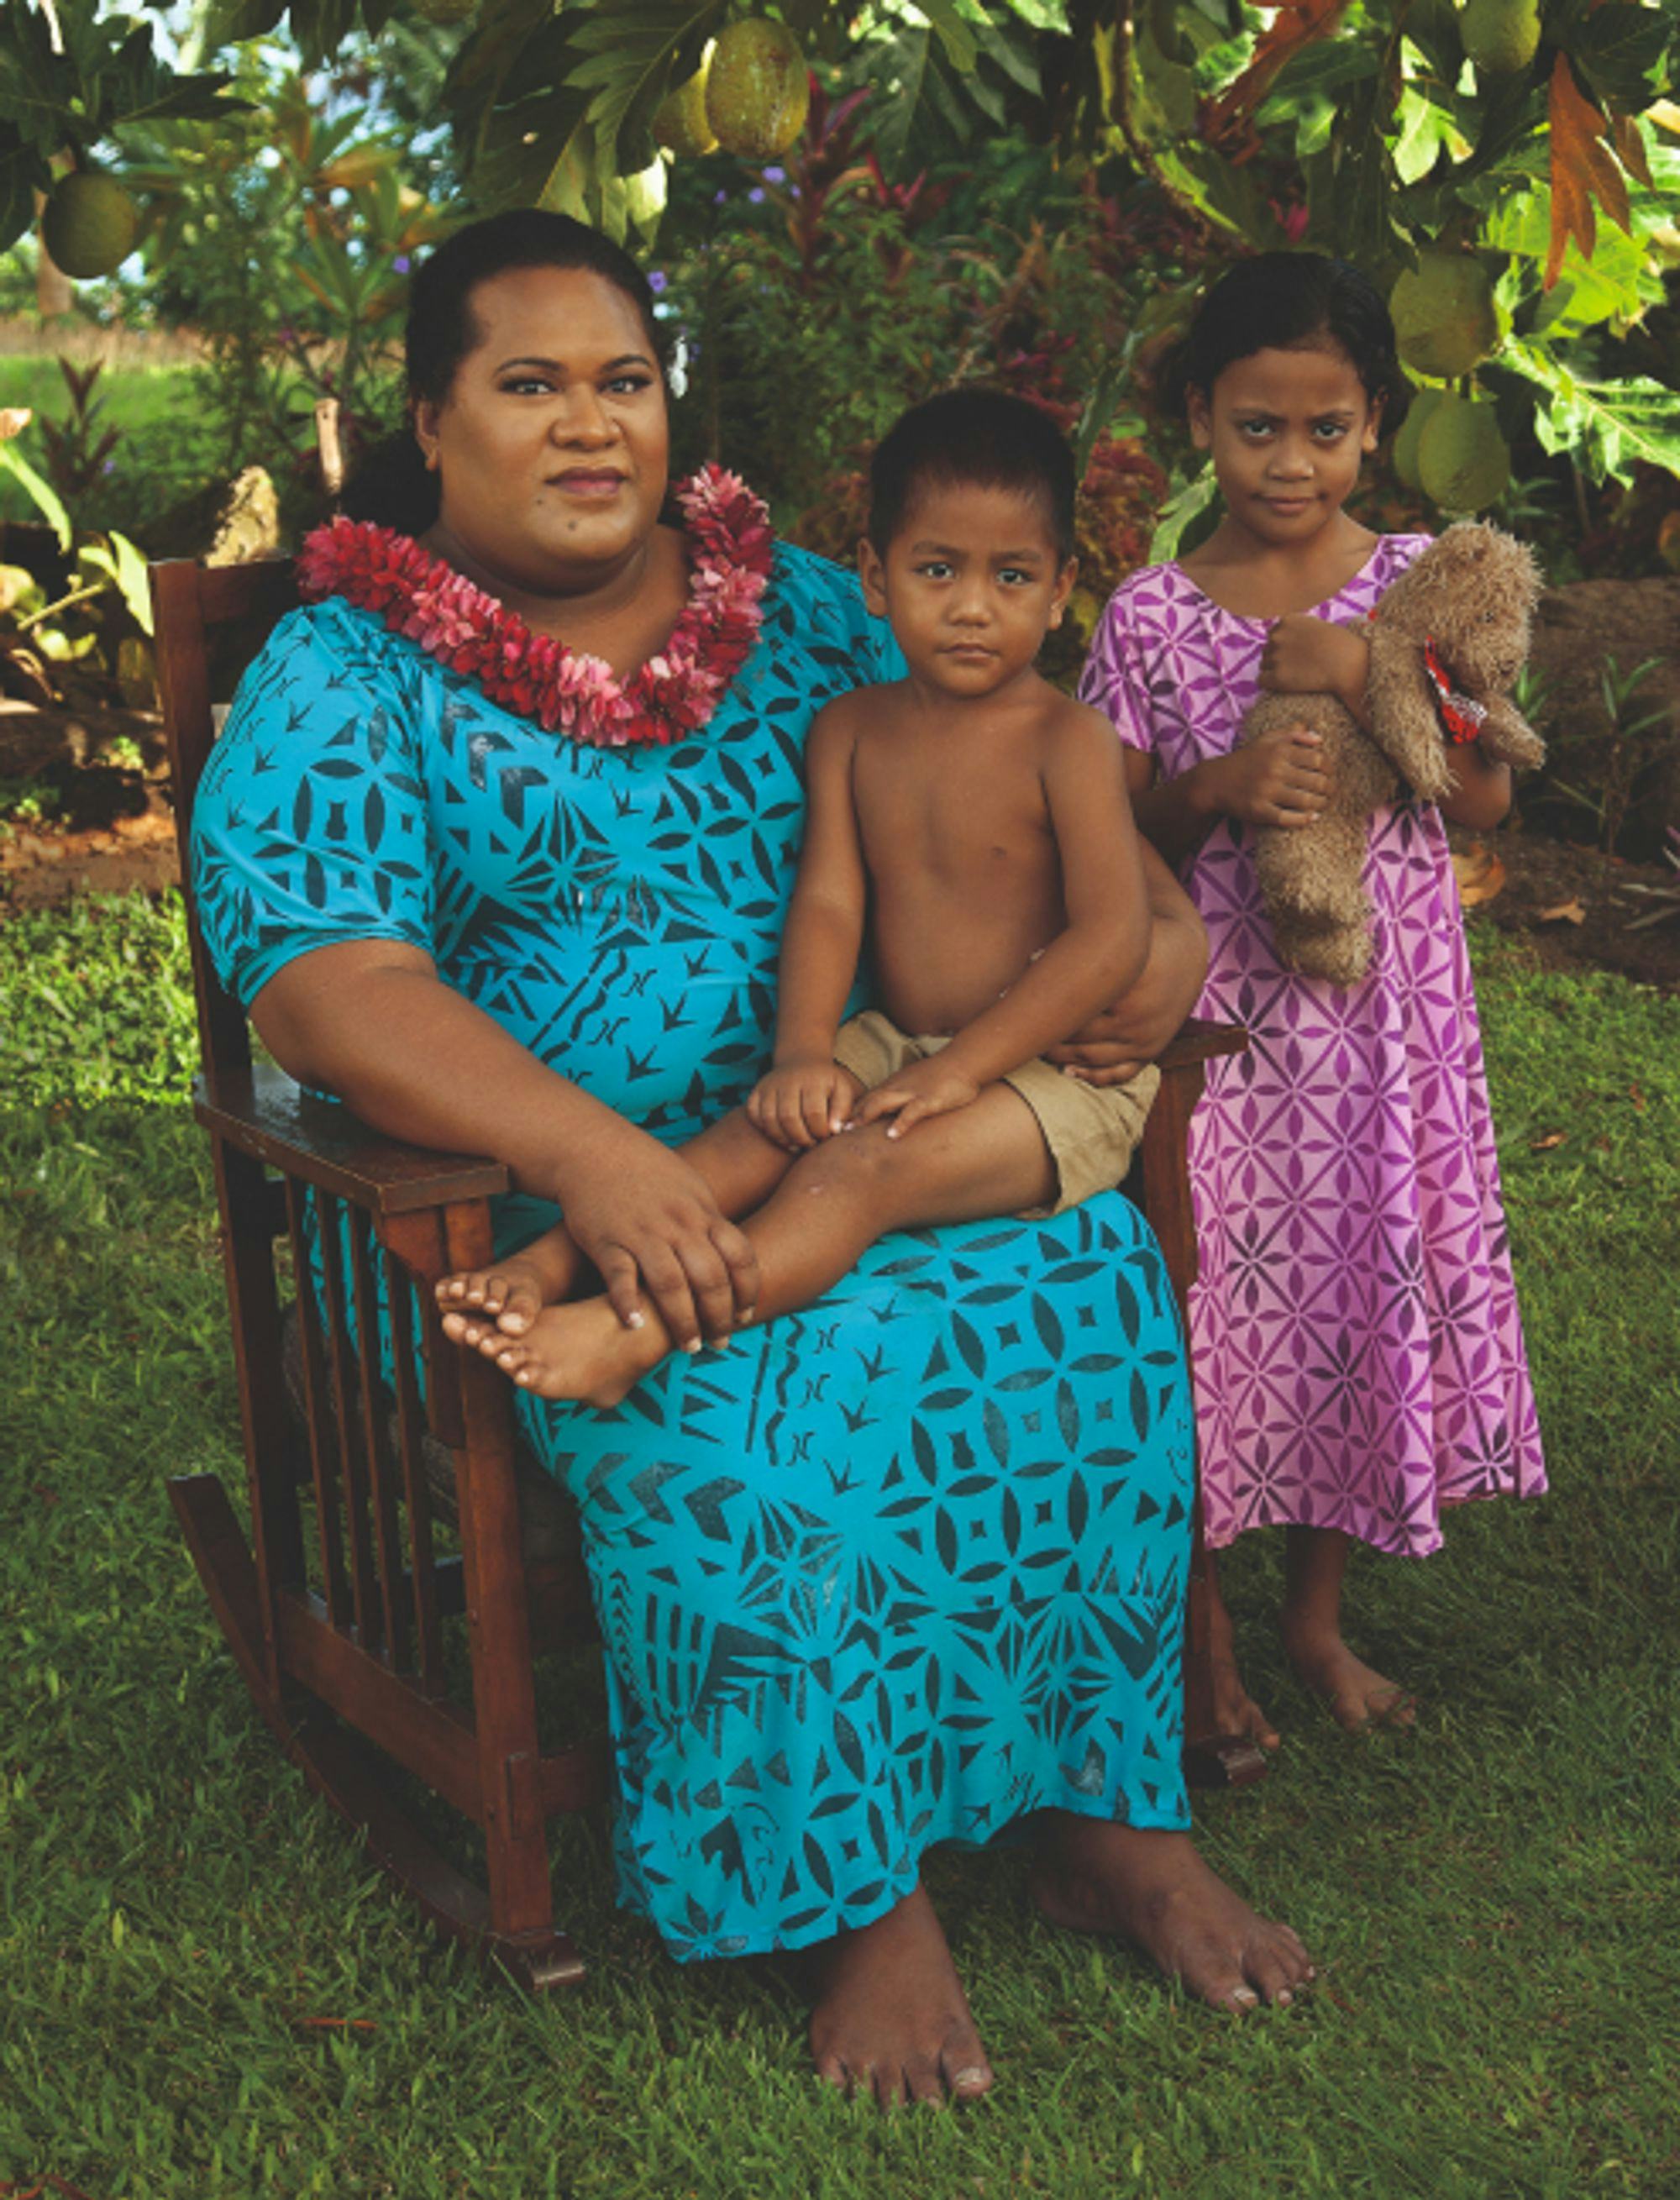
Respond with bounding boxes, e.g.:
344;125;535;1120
193;598;438;1008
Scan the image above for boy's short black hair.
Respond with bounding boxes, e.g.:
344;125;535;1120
868;388;1078;563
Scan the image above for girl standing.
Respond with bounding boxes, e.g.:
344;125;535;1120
1077;253;1546;1741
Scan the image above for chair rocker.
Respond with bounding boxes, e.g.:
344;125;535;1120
152;552;1261;1993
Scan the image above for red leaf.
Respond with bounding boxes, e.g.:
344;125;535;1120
1546;55;1632;289
1609;108;1653;187
1199;0;1357;155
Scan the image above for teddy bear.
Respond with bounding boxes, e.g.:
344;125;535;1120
1238;520;1546;986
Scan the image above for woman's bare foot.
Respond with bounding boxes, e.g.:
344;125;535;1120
807;1883;995;2109
1207;1574;1281;1751
1031;1818;1313;2012
436;1245;580;1342
457;1293;670;1407
1282;1617;1417;1733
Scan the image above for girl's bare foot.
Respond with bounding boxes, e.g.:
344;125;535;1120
1208;1574;1281;1751
1031;1818;1313;2012
461;1294;669;1407
1282;1618;1417;1733
806;1883;995;2110
436;1248;573;1342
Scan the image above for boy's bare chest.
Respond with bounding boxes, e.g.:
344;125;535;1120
852;732;1053;883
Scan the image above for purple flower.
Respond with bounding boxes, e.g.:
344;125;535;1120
748;187;764;203
648;270;668;294
393;254;412;273
763;165;785;184
713;188;728;205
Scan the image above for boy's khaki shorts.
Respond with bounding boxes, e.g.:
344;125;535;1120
832;1009;1161;1221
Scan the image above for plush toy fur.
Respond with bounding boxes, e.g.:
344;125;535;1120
1239;520;1546;986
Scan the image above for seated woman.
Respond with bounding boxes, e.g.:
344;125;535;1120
191;211;1311;2108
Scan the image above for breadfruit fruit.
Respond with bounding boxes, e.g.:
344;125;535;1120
1460;0;1541;76
1389;252;1500;378
1392;386;1446;491
705;19;811;160
1418;396;1510;511
654;67;718;158
40;173;140;281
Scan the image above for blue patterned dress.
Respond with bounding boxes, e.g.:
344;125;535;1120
192;535;1194;1961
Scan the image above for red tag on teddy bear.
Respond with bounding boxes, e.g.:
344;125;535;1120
1422;636;1488;745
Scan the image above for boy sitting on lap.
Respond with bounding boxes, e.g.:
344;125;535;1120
439;388;1160;1400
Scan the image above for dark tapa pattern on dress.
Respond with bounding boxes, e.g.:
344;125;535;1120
193;541;1195;1959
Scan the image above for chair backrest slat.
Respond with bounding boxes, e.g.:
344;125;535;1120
283;1179;352;1630
349;1209;411;1672
314;1189;381;1646
386;1245;445;1694
150;556;300;1100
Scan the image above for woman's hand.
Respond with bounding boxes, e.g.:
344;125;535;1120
1202;726;1331;828
555;1129;761;1352
748;1057;861;1151
1047;996;1174;1089
1047;843;1208;1086
849;1056;981;1138
1259;613;1371;717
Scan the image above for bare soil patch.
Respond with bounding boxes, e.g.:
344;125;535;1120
1452;823;1680;993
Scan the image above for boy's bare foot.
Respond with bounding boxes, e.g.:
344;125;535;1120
1031;1818;1312;2012
1208;1579;1281;1751
806;1883;995;2109
1282;1619;1417;1733
454;1294;669;1408
436;1247;575;1342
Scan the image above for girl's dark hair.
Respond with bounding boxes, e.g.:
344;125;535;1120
342;210;664;535
868;387;1078;563
1158;251;1409;434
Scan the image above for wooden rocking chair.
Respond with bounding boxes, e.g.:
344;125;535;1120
152;554;1261;1993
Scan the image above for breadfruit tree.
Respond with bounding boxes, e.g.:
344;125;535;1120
1081;0;1680;503
6;0;1676;510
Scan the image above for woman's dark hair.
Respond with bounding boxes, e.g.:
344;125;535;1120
1158;251;1409;434
868;387;1078;563
342;210;664;534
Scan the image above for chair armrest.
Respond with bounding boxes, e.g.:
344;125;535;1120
1153;1016;1249;1074
194;1063;509;1217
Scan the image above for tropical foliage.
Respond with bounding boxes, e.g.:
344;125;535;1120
3;0;1677;538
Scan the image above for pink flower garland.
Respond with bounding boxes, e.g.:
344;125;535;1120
296;465;774;750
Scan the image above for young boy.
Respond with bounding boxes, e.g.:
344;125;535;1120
438;388;1159;1403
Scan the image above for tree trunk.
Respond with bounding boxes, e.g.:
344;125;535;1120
33;189;73;319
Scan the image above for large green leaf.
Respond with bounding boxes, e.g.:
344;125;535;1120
0;0;76;151
1488;182;1657;334
0;2;241;152
860;6;1039;172
0;126;43;254
77;532;154;635
564;0;721;177
1504;339;1680;486
1147;464;1219;563
444;0;566;165
0;443;72;552
1568;1;1676;112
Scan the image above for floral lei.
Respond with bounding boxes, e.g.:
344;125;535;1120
296;465;774;749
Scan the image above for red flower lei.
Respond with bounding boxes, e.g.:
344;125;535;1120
296;465;774;749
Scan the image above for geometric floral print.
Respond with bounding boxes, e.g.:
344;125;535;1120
1079;538;1546;1561
193;538;1197;1960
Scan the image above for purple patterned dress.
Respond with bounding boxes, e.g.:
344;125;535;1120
1079;539;1546;1557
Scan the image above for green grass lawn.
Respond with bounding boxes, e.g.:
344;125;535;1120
2;895;1676;2199
1;355;218;534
